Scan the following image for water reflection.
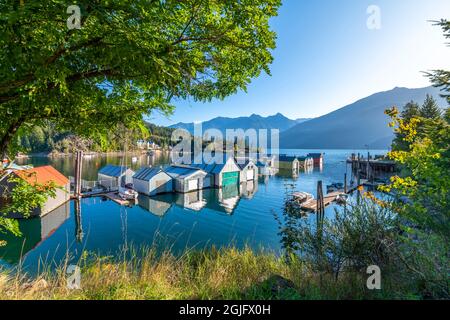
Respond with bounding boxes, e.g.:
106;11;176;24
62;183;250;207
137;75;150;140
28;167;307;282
3;149;388;271
0;202;71;265
134;179;261;219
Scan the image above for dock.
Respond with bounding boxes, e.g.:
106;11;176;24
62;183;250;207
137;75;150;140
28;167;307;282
295;181;364;212
104;192;132;206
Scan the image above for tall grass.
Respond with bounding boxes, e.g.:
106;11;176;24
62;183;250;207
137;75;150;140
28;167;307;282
0;246;400;300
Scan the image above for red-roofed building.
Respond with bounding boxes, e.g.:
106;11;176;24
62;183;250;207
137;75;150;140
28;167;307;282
0;165;70;218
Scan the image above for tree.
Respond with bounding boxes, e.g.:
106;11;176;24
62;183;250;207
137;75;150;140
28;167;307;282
401;101;420;121
0;173;57;245
0;0;281;159
420;94;442;119
427;20;450;105
384;107;449;241
392;101;421;151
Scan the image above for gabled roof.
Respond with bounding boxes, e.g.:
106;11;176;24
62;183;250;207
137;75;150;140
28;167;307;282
237;160;255;170
98;165;131;177
189;156;241;174
279;155;298;162
307;153;323;158
164;165;207;179
133;167;169;181
14;166;69;187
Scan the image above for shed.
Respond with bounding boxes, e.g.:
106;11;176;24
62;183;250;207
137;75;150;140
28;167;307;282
277;155;300;171
0;166;70;218
237;160;259;183
98;165;135;190
133;167;173;196
164;165;207;193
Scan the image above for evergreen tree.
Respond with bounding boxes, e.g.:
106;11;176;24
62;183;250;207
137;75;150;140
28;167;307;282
401;101;420;121
444;108;450;124
420;95;442;119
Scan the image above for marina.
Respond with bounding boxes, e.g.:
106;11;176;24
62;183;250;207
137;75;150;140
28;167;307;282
1;149;389;272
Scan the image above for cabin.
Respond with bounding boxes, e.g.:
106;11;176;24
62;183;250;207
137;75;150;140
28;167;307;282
297;156;314;169
164;165;207;193
0;166;70;218
133;167;173;196
98;165;135;190
307;153;324;167
237;160;259;183
277;155;300;171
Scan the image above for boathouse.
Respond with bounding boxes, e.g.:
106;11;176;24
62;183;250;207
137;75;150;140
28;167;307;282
190;156;242;188
277;155;300;171
307;153;324;167
297;156;314;169
164;165;207;193
0;166;70;218
132;167;173;196
237;160;259;183
98;165;135;190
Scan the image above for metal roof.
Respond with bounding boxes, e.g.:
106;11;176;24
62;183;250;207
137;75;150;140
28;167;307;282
164;165;207;179
279;155;298;162
237;160;252;170
133;167;168;181
14;165;69;187
98;165;131;177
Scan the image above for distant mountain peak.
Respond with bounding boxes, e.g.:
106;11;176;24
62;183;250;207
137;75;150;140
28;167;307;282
169;113;306;133
280;86;447;150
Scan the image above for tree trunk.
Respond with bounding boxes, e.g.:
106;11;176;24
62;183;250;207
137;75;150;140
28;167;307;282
0;117;26;160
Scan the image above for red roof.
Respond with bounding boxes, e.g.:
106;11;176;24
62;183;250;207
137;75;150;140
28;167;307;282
14;166;69;187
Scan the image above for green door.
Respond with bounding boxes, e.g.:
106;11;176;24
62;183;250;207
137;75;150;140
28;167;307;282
222;172;239;187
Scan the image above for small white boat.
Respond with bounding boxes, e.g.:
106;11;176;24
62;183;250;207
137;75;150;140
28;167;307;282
293;192;314;203
131;156;138;163
119;187;139;200
335;193;349;205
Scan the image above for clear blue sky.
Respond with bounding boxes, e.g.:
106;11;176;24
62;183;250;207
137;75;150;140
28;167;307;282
150;0;450;126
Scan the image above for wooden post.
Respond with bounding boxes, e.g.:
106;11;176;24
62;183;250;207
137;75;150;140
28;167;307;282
316;180;325;220
74;151;83;198
366;152;370;180
74;199;83;242
344;173;347;194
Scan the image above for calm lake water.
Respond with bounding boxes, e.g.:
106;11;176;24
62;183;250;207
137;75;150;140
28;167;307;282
0;149;386;272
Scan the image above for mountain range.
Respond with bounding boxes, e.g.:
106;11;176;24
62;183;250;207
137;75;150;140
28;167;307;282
280;86;447;149
168;86;447;149
170;113;310;134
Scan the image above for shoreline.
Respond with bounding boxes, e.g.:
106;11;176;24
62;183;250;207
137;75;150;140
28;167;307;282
20;150;170;159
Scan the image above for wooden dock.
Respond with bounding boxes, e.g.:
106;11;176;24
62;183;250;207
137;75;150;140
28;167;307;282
296;182;364;212
298;191;343;212
104;192;132;206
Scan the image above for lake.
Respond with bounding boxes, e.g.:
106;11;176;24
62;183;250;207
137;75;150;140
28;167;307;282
0;149;386;273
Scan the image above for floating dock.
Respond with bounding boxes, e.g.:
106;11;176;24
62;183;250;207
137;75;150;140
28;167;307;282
104;192;132;206
295;182;364;212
